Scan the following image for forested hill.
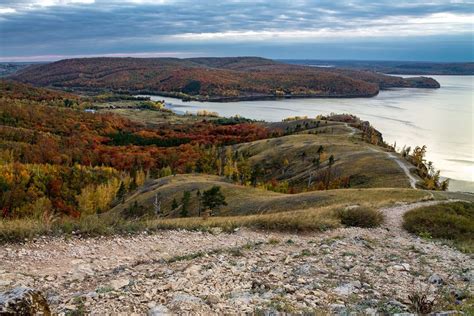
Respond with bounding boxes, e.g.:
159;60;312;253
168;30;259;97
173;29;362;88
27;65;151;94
282;59;474;75
10;57;439;101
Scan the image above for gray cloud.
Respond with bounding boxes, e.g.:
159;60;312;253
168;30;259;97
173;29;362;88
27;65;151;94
0;0;472;61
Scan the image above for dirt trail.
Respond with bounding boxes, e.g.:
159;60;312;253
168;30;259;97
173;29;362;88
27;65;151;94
367;147;418;189
380;199;453;232
344;123;358;136
1;200;471;315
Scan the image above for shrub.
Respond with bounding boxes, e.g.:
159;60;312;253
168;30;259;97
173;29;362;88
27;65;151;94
403;201;474;252
338;206;384;228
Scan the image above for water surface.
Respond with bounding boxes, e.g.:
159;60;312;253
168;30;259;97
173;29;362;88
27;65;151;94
146;75;473;189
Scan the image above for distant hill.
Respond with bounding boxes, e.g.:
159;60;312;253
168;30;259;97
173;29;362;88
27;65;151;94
0;62;43;77
282;60;474;75
10;57;439;101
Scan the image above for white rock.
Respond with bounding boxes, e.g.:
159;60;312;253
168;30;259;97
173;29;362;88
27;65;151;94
109;278;130;291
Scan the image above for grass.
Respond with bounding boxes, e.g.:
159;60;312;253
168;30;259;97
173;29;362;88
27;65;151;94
337;206;385;228
235;126;413;189
112;173;428;218
0;174;432;243
0;205;338;243
403;201;474;253
146;205;341;233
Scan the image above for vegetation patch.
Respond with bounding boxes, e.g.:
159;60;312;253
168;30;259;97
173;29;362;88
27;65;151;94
403;201;474;252
337;206;384;228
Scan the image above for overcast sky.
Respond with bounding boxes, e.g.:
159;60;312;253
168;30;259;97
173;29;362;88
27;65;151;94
0;0;472;62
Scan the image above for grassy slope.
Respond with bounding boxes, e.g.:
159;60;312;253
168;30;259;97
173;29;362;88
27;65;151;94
237;120;411;189
104;114;426;218
110;174;428;218
403;201;474;253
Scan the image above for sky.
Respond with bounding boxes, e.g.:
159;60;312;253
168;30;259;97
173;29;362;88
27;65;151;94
0;0;473;62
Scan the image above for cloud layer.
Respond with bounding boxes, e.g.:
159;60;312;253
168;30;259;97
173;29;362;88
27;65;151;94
0;0;472;61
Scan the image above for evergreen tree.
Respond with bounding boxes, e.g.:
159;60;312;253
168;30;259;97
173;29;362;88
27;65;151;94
171;198;179;210
201;186;227;216
326;155;335;189
116;181;127;203
128;177;138;191
196;190;202;216
181;191;191;217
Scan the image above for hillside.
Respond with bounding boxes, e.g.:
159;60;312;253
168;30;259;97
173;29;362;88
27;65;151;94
10;57;439;101
283;60;474;75
1;77;472;316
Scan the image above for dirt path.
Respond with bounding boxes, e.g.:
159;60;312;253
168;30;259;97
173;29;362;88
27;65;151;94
380;200;451;232
343;124;417;189
344;123;358;136
1;201;471;315
367;147;419;189
386;152;419;189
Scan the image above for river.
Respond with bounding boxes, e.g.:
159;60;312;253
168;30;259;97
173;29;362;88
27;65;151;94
144;75;474;192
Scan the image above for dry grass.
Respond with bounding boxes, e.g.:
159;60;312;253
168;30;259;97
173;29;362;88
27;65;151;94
146;205;341;232
235;130;412;189
111;174;428;218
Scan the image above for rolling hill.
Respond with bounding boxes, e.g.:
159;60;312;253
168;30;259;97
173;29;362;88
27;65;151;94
10;57;439;101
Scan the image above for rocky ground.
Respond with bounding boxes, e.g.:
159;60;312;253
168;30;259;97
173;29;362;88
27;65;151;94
0;201;472;315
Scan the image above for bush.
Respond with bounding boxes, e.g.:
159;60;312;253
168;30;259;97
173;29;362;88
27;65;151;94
338;206;384;228
403;201;474;252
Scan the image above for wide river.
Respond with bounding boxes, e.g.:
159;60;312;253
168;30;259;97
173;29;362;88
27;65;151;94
146;75;473;192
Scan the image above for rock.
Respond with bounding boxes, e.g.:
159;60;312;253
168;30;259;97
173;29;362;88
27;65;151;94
209;227;222;235
148;304;170;315
452;289;467;301
171;293;203;305
184;264;201;276
393;263;410;272
428;274;444;285
334;283;356;296
0;287;51;315
329;303;347;314
206;294;221;304
293;264;317;276
109;278;130;290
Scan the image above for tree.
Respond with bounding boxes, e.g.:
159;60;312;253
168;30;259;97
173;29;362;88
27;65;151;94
116;181;127;204
250;163;264;187
196;190;202;216
325;155;335;190
201;186;227;216
181;191;191;217
282;158;290;175
153;193;161;216
317;145;324;160
171;198;179;210
301;151;307;162
128;177;138;191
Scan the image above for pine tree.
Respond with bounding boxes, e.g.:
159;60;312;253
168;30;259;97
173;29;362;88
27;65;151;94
326;155;335;189
196;190;202;216
181;191;191;217
171;198;179;210
116;181;127;203
201;186;227;216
